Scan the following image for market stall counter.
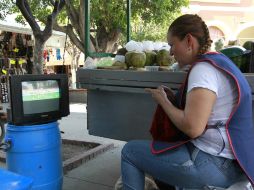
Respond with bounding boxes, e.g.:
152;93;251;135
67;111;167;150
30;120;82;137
77;69;254;141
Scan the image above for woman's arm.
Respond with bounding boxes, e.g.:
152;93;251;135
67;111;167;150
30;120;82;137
146;86;216;138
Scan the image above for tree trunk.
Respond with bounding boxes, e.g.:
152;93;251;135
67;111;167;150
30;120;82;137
33;39;45;74
95;27;121;53
70;52;75;88
16;0;65;74
70;46;81;88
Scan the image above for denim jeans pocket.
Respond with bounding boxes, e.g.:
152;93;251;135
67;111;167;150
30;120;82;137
183;144;210;169
211;156;242;179
186;143;200;162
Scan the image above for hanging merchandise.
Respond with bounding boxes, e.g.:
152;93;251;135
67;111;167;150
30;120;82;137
0;76;8;103
26;46;33;57
13;47;19;53
10;33;17;52
47;50;50;62
43;50;48;61
3;32;12;43
26;57;33;74
16;34;24;47
18;59;26;66
1;69;7;75
10;59;16;65
56;48;62;60
0;59;4;69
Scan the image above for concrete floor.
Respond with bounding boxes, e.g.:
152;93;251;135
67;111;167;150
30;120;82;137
63;146;122;190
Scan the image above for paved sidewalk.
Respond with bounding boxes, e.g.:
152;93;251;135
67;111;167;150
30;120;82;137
63;146;122;190
59;103;125;190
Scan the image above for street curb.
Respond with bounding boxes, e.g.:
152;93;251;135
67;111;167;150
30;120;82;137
62;139;114;174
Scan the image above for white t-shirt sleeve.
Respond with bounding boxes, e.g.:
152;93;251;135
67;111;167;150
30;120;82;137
187;62;219;96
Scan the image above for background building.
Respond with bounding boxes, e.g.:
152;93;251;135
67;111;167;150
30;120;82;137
183;0;254;45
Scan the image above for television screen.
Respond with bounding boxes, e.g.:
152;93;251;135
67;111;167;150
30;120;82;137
7;74;70;125
22;80;60;114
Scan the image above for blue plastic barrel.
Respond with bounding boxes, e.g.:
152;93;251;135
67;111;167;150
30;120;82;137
5;122;62;190
0;168;33;190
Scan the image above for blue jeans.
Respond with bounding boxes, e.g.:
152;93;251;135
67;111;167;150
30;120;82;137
121;140;244;190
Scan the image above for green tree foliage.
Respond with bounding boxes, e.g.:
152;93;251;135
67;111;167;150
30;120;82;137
0;0;188;55
90;0;188;48
0;0;12;20
214;38;224;52
130;0;187;42
243;40;254;50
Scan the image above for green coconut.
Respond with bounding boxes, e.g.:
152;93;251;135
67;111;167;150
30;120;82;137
145;51;157;66
112;61;127;69
125;51;146;68
156;49;171;66
116;47;128;56
243;41;253;50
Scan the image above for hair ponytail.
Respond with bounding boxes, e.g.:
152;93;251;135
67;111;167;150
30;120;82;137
168;14;212;55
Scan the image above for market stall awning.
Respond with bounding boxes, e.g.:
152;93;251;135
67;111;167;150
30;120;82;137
0;14;66;47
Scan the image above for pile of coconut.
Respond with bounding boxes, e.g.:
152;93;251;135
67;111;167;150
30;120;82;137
113;40;175;70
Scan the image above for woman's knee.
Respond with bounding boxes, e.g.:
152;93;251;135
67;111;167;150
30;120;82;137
121;140;150;160
122;140;140;157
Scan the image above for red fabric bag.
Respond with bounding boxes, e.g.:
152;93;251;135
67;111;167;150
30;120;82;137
150;104;185;142
149;87;188;142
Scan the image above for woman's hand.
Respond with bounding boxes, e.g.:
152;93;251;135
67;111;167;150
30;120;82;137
146;86;217;138
145;86;172;105
161;85;176;103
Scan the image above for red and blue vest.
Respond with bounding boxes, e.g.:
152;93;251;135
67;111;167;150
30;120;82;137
150;52;254;185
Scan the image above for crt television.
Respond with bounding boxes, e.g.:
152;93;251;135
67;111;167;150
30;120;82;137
7;74;70;125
